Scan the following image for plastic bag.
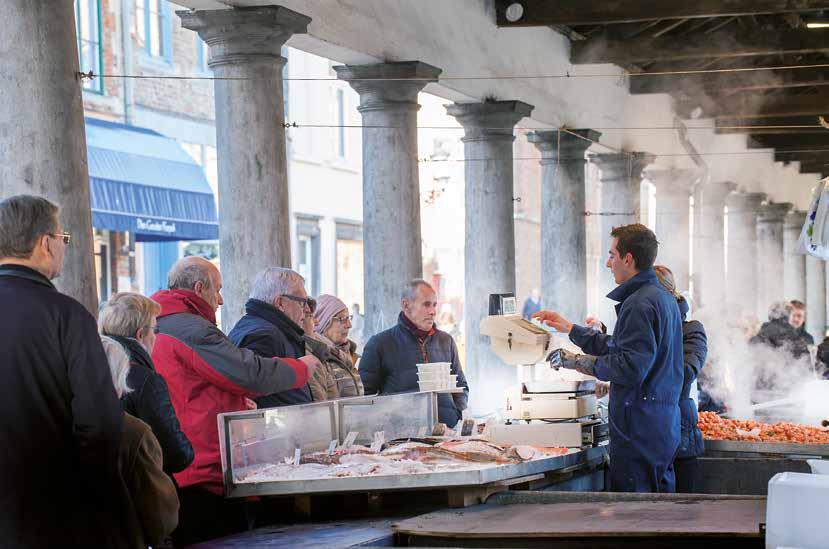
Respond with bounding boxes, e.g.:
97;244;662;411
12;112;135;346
799;179;829;259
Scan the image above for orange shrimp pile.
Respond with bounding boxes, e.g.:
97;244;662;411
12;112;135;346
698;411;829;444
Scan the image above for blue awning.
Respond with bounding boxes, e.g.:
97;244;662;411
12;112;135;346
85;117;219;242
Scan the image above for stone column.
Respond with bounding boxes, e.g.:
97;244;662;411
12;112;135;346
447;101;534;402
693;181;736;309
335;62;441;338
591;152;654;331
807;256;826;340
528;129;599;322
783;210;807;302
180;6;310;329
0;1;97;312
648;168;698;292
726;192;767;318
756;202;792;318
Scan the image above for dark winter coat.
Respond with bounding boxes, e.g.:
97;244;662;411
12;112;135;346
676;299;707;460
359;313;469;426
569;268;683;493
151;289;309;494
109;335;194;474
797;326;815;346
228;299;313;407
0;265;124;547
750;318;811;360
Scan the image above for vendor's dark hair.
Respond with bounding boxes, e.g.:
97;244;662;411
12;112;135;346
0;195;59;259
610;223;659;271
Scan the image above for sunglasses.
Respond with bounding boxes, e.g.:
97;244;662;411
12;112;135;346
280;294;316;313
49;232;71;245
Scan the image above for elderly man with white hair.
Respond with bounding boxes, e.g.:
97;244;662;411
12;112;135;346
228;267;317;407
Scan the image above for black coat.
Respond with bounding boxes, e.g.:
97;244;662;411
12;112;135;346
228;299;312;407
359;313;469;426
750;318;810;359
109;335;194;474
0;265;125;547
676;300;707;459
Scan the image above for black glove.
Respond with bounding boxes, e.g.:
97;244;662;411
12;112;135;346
547;348;597;377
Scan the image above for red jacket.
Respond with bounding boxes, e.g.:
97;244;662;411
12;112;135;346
151;290;308;494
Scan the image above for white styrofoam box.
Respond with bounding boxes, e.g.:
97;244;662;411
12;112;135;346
807;459;829;475
766;471;829;549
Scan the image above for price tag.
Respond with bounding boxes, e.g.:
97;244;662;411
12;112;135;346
327;439;338;456
343;431;358;448
370;431;385;452
293;447;302;465
417;426;428;437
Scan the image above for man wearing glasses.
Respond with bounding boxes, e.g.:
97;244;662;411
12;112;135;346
0;195;124;546
229;267;317;408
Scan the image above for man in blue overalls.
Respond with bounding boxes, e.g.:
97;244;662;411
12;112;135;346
535;223;683;492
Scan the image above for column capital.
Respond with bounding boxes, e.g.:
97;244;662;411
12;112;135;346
178;6;310;67
528;129;601;164
701;181;738;206
446;100;533;143
785;209;808;230
334;61;441;112
758;201;793;223
645;167;699;193
727;191;767;212
592;151;654;183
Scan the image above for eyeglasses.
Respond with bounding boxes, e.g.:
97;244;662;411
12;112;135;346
145;325;160;334
332;314;353;323
280;294;316;313
49;232;71;245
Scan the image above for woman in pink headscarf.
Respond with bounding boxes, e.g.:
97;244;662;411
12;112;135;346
306;295;364;400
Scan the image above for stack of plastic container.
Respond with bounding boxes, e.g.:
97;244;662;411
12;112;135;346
416;362;458;391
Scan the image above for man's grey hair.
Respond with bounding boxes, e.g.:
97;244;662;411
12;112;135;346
250;267;305;303
402;279;434;302
0;195;59;259
168;257;213;290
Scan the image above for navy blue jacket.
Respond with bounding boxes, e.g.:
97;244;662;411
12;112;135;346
676;299;707;460
569;268;683;493
228;299;312;407
359;314;469;426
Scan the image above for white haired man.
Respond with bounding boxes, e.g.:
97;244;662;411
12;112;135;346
228;267;316;407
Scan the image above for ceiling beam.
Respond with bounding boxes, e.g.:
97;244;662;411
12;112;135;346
797;161;829;175
631;66;829;95
677;92;829;118
748;132;829;149
571;28;829;65
775;148;829;161
716;114;827;133
495;0;829;27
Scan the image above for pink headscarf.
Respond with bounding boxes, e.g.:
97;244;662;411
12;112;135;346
314;294;349;335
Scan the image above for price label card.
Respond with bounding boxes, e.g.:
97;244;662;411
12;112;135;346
343;431;358;448
370;431;385;452
327;439;338;455
293;447;302;465
417;426;428;437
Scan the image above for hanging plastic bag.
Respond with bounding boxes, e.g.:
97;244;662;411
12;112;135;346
799;178;829;259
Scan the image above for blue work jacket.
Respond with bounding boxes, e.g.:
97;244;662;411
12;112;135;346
676;299;707;460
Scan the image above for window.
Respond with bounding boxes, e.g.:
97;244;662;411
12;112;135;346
296;217;321;296
195;37;208;72
336;88;346;158
135;0;172;61
75;0;103;93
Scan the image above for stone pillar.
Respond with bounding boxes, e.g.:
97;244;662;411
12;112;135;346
0;1;97;312
693;181;736;309
756;202;792;318
447;101;534;403
528;129;599;322
591;152;654;331
784;210;807;302
648;168;698;292
807;256;826;340
726;192;767;318
335;62;441;338
180;6;310;329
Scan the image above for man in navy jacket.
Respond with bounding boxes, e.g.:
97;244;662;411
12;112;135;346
360;279;469;426
536;224;683;493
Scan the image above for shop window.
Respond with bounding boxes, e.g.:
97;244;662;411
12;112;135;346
296;216;321;296
75;0;103;93
135;0;172;61
335;222;364;311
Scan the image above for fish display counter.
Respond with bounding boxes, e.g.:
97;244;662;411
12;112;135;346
218;391;607;499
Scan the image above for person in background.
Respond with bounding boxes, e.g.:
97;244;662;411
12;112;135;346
750;301;810;363
99;292;194;476
360;279;469;426
535;224;683;493
228;268;315;407
150;257;318;545
100;336;179;549
0;195;124;546
789;299;814;346
306;294;365;400
521;288;542;320
654;265;708;494
351;302;365;349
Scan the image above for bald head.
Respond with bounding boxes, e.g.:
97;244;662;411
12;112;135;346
167;256;223;312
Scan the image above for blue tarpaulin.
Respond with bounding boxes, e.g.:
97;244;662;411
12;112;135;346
85;117;218;242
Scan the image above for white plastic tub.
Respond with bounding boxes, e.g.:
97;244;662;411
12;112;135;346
766;471;829;548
